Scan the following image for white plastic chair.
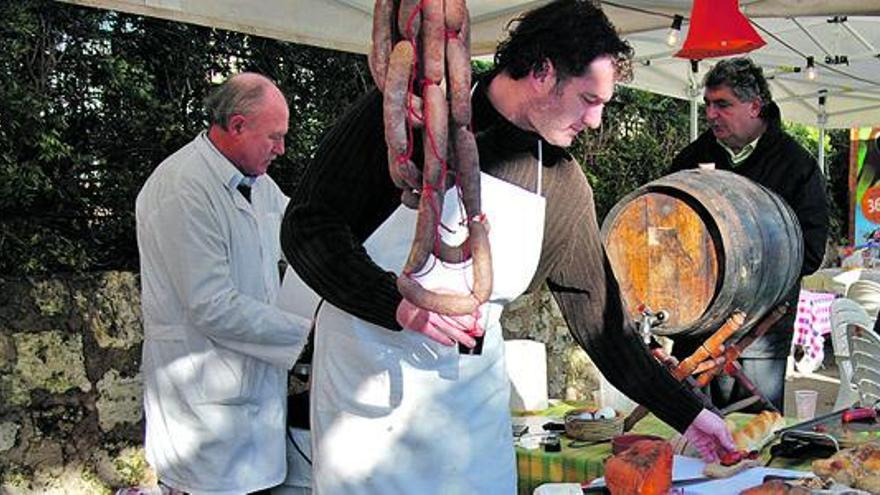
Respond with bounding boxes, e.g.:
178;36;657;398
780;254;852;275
845;279;880;319
829;298;871;409
846;318;880;407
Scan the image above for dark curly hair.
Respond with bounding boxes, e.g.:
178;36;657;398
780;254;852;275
704;58;774;118
493;0;633;83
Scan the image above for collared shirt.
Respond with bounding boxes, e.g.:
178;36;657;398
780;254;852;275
231;171;257;190
211;139;255;201
719;134;761;166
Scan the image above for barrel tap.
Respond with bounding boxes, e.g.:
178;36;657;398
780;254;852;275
636;304;668;346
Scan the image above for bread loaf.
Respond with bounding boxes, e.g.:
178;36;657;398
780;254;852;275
733;411;785;452
703;457;758;478
604;439;672;495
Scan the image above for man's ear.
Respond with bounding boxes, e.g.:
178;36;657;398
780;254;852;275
531;59;557;94
749;99;762;118
228;114;247;134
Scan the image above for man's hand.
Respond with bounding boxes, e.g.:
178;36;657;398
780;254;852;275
683;408;737;463
396;298;483;347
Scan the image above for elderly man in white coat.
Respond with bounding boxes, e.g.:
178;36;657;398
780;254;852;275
136;72;310;494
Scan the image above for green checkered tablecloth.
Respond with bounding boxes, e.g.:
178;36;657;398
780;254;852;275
513;403;810;495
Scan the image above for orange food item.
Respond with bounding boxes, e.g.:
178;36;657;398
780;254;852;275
604;439;672;495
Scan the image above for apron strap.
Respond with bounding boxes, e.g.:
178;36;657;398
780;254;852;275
536;140;543;197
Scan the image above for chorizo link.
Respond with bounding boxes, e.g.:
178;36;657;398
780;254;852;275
383;41;415;158
446;37;471;127
368;0;395;90
397;0;421;40
421;0;445;84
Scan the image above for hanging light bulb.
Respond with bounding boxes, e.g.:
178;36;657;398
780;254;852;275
666;15;684;47
806;56;818;81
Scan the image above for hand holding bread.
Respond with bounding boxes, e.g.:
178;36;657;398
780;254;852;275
702;410;785;479
733;411;786;452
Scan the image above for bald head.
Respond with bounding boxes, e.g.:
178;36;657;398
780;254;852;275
205;72;287;130
205;72;289;176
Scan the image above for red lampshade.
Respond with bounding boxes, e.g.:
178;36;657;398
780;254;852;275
675;0;766;59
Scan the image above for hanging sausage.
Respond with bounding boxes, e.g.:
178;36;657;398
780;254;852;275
369;0;491;316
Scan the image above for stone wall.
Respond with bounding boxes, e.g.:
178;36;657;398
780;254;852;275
0;272;600;493
500;290;601;402
0;272;152;494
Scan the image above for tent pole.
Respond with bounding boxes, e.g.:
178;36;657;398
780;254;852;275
817;90;828;176
688;60;701;142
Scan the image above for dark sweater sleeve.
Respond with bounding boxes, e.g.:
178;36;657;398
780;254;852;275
668;133;717;173
786;149;828;276
280;90;404;330
541;162;704;433
669;143;696;173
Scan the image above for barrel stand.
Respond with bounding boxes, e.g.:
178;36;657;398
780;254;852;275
623;304;789;432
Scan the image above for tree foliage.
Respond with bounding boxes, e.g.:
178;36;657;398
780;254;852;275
784;122;850;245
0;0;370;275
576;87;694;221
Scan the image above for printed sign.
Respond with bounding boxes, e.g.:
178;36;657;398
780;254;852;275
852;127;880;247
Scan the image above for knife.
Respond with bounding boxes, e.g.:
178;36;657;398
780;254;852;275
772;408;848;436
581;476;710;494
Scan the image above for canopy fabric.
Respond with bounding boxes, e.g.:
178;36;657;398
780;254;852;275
624;14;880;128
57;0;880;127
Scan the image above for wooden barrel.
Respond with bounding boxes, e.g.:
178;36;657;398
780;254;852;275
601;169;803;338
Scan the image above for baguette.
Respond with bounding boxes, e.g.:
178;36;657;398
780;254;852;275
703;458;759;479
733;411;785;452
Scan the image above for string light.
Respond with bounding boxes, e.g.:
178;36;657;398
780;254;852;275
666;15;684;47
806;56;818;80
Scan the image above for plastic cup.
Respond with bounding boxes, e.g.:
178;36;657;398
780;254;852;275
794;389;819;421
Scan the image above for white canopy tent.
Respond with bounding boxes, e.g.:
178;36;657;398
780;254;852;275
58;0;880;132
616;8;880;175
621;13;880;129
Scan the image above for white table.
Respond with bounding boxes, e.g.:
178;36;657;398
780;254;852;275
535;456;812;495
801;268;880;296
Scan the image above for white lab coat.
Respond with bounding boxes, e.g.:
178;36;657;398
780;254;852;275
136;132;310;495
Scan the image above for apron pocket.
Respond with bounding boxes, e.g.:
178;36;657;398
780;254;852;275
314;327;402;415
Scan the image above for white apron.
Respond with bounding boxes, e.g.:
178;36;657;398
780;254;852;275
310;161;545;495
